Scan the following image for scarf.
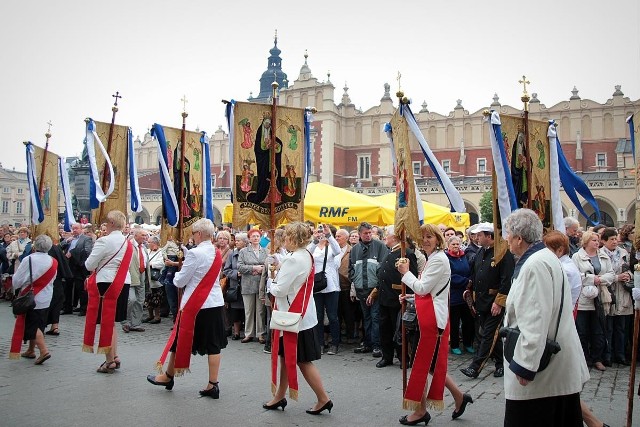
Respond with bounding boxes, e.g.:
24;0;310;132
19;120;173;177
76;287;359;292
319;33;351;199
602;247;623;273
10;258;58;359
156;249;222;376
271;253;315;401
83;241;133;354
403;293;450;411
446;248;465;258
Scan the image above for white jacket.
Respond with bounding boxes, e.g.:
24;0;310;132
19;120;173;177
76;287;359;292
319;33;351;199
572;248;615;311
85;231;132;284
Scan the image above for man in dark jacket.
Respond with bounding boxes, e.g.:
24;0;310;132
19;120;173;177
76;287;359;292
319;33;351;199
460;222;514;379
60;223;94;315
374;225;417;368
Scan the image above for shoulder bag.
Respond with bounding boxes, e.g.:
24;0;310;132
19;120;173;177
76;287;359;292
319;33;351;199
313;246;328;293
499;271;564;373
271;253;313;332
148;251;162;281
12;258;35;315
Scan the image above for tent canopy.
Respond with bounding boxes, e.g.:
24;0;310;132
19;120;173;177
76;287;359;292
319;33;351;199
373;193;470;231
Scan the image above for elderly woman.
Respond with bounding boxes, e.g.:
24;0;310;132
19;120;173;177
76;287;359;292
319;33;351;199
308;224;341;355
7;227;31;273
572;230;615;371
148;218;227;397
503;209;588;427
396;224;473;425
238;228;268;343
9;234;58;365
445;235;474;355
84;210;133;373
143;235;166;325
223;232;247;340
262;222;332;415
259;228;286;354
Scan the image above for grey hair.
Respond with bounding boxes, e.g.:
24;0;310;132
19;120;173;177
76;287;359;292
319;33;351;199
191;218;215;239
335;229;349;238
447;235;462;246
235;232;249;244
563;216;579;229
504;209;543;243
33;234;53;253
148;235;160;245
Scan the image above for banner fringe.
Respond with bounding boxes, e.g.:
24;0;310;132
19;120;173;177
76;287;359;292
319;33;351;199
403;398;422;411
288;388;299;401
9;352;21;360
82;344;94;354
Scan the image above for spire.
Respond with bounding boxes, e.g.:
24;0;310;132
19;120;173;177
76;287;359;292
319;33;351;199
380;83;392;101
298;49;312;81
253;30;289;103
419;101;429;113
491;93;501;107
341;82;352;105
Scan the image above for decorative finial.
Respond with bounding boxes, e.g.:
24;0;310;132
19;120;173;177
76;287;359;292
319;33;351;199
46;120;53;138
327;70;331;82
304;49;308;65
570;86;580;100
530;93;540;103
613;85;624;96
344;82;349;94
396;71;403;99
274;29;278;43
112;91;122;113
482;109;491;117
420;101;428;113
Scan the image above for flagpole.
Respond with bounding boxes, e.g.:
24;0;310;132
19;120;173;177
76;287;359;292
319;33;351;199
519;76;532;209
97;91;121;224
628;116;640;426
269;80;279;239
396;86;408;395
178;96;188;247
32;122;52;237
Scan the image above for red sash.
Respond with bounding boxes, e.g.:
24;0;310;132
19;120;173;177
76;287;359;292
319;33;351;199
9;258;58;359
270;253;315;401
156;249;222;376
403;293;449;411
82;241;133;354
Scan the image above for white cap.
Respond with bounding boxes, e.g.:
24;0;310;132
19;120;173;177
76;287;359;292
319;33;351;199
474;222;494;233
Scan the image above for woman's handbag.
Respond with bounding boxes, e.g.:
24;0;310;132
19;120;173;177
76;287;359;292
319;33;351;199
500;273;564;373
12;259;35;315
150;268;162;281
270;310;303;333
225;283;240;303
313;246;329;293
401;299;417;331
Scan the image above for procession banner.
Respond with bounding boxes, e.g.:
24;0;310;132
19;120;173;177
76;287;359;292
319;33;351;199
89;120;129;225
31;144;60;242
229;101;306;229
152;124;206;244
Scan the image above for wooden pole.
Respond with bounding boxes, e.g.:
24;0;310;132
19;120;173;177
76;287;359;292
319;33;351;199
269;80;279;237
178;108;188;246
628;309;639;426
31;124;52;237
400;228;408;395
519;76;532;210
97;91;121;224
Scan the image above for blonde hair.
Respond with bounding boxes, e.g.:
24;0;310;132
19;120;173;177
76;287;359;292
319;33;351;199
421;223;445;250
581;230;598;249
283;222;312;250
106;210;127;230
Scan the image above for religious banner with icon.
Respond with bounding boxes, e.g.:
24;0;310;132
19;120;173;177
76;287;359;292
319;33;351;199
89;120;130;225
31;143;61;243
229;101;307;229
152;124;206;244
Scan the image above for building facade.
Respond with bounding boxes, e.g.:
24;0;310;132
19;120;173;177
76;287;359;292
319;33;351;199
0;166;29;226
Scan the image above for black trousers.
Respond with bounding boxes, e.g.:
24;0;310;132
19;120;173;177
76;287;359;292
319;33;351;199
379;303;400;362
449;303;475;349
504;392;582;427
470;310;504;371
337;289;356;340
64;276;87;311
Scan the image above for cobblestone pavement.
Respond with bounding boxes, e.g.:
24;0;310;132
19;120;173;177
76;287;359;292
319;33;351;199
0;300;638;427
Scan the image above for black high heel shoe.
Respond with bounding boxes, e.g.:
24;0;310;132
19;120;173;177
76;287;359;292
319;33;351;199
263;398;287;411
451;393;473;419
147;374;174;390
399;412;431;425
199;381;219;399
306;400;333;415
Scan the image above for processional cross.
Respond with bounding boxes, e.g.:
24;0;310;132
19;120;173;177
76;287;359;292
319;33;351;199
519;75;530;96
112;91;122;106
181;95;188;113
397;71;402;92
46;120;53;134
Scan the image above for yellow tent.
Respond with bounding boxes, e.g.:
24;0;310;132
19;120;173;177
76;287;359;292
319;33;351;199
224;182;385;227
374;193;470;231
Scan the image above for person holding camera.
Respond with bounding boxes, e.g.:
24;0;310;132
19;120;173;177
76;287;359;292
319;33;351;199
503;209;588;427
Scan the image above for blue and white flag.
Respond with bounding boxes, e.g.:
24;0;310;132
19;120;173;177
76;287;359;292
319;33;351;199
547;123;565;232
400;103;465;213
225;99;236;202
85;119;115;209
304;107;313;192
488;111;518;235
201;131;214;221
127;127;142;213
59;157;76;232
628;114;636;163
548;119;600;225
25;142;44;224
151;124;179;227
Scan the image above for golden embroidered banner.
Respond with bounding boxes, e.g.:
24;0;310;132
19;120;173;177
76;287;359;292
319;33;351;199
492;115;551;262
390;108;422;244
90;121;129;225
32;144;60;243
158;126;205;244
231;101;306;229
632;112;640;250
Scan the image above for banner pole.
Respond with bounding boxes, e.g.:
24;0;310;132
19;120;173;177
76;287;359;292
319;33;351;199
97;92;121;224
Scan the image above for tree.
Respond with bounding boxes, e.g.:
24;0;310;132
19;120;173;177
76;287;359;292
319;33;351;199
479;190;493;223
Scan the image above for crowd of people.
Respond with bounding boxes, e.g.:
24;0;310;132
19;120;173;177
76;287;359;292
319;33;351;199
2;210;639;426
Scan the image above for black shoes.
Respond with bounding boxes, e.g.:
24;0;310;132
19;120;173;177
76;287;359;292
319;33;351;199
147;374;174;390
149;318;161;324
376;359;393;368
399;412;431;425
354;345;372;354
306;400;333;415
372;348;382;358
199;381;219;399
494;367;504;377
263;398;287;411
613;358;630;366
460;366;479;378
451;393;473;419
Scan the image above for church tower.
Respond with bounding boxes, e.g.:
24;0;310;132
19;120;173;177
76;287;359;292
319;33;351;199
250;30;289;103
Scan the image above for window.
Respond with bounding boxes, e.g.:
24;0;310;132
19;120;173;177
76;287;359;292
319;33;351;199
211;174;217;189
15;201;23;214
1;200;8;214
17;188;23;194
442;160;451;174
596;153;606;168
357;155;371;180
2;187;8;193
477;158;487;174
412;161;421;177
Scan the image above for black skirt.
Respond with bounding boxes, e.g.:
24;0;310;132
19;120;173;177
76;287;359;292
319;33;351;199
277;326;322;363
504;392;582;427
171;306;228;356
96;282;130;324
24;308;48;340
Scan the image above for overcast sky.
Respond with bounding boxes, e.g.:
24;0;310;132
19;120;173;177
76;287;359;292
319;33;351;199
1;0;638;172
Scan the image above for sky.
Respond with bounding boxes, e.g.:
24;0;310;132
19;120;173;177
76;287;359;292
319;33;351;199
1;0;639;172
